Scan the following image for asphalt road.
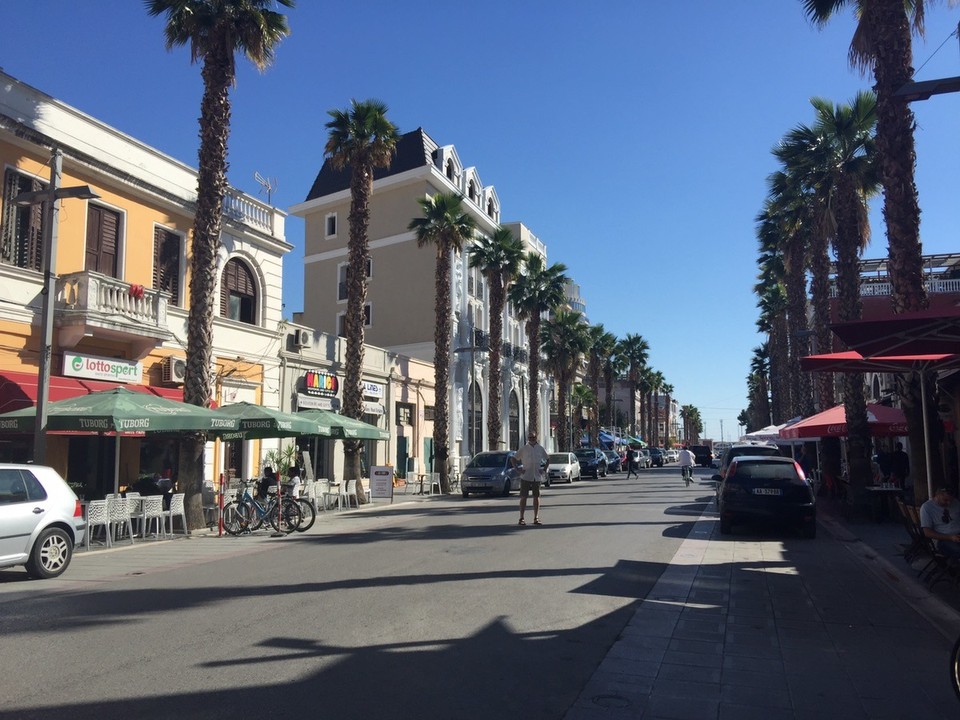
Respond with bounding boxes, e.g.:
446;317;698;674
0;467;708;720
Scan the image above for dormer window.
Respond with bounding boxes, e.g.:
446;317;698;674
487;199;495;218
467;180;476;201
446;160;455;181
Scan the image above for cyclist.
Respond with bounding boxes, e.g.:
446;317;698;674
678;445;696;486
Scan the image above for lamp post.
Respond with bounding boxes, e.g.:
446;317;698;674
15;148;99;464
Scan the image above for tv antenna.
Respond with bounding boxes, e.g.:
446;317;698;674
254;171;277;205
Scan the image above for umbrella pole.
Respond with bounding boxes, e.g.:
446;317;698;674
114;436;121;495
921;371;933;500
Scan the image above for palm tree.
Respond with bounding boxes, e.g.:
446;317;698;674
408;193;476;493
571;383;595;448
324;99;399;486
680;404;703;444
147;0;293;529
604;348;626;430
803;0;927;312
540;310;589;451
468;227;524;450
661;382;675;446
649;370;665;446
748;344;772;430
755;264;790;424
618;334;649;438
508;252;568;440
587;326;616;448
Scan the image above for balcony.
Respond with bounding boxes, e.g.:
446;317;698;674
56;271;172;357
473;328;489;350
223;189;280;235
502;341;513;358
829;277;960;298
514;347;528;364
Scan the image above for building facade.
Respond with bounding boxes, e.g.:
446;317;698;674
0;70;289;494
291;128;555;466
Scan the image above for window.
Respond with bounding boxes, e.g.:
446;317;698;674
424;405;435;421
337;259;372;302
153;227;181;306
396;402;414;426
446;160;455;180
1;169;45;271
325;212;337;238
467;180;477;201
487;199;496;218
86;205;121;278
220;258;257;324
337;304;372;336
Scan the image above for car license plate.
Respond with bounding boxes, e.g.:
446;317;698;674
753;488;782;496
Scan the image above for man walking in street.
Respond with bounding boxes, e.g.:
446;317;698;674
625;450;639;479
514;431;549;525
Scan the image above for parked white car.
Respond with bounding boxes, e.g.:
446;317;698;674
666;449;679;463
0;464;85;579
546;452;581;484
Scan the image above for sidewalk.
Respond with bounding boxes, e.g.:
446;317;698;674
564;495;960;720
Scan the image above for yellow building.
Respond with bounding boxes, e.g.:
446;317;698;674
0;70;290;495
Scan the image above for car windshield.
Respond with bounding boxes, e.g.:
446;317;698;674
604;451;617;458
467;453;509;469
574;450;595;460
548;454;569;464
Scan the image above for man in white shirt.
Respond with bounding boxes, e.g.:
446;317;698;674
514;431;549;526
678;446;696;485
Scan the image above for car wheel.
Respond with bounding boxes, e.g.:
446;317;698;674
568;473;573;484
719;518;733;535
502;479;511;496
462;490;470;498
24;526;73;579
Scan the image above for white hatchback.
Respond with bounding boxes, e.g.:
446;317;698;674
546;452;581;484
0;464;86;579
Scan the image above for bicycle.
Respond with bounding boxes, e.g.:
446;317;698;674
223;480;302;535
681;465;694;487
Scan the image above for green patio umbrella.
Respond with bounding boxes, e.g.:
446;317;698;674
210;402;328;440
0;386;236;434
297;409;390;440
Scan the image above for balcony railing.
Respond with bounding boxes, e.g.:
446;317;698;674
223;189;277;234
502;341;513;358
829;277;960;298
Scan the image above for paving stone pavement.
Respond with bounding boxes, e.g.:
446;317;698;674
563;498;960;720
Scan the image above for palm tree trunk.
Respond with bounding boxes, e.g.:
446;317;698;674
181;50;232;531
809;228;834;411
590;357;601;448
770;315;790;423
434;245;453;492
785;237;811;418
557;371;570;451
526;316;542;437
487;280;504;449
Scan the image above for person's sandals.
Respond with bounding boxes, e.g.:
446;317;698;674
518;518;526;525
533;518;542;525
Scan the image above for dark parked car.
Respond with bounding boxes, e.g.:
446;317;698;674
648;448;665;467
603;450;622;473
690;445;713;467
716;456;816;538
574;448;608;478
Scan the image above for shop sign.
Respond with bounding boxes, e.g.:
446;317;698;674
63;352;142;384
297;394;339;411
362;380;384;399
369;465;394;501
363;401;385;415
304;369;339;397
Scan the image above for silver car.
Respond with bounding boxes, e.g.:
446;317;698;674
461;451;523;497
0;464;86;579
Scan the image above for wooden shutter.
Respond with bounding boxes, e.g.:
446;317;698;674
153;227;180;306
86;205;120;277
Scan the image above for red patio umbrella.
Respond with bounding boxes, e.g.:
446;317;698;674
799;350;960;498
830;309;960;356
779;402;907;440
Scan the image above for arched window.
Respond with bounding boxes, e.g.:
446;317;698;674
446;159;455;181
467;180;476;201
220;258;257;324
487;199;495;218
509;391;520;451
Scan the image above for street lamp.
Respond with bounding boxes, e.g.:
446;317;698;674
15;148;100;464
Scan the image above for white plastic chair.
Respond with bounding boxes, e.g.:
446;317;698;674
85;500;111;550
124;492;142;536
108;497;135;545
344;479;359;508
428;473;442;496
142;496;167;538
164;493;187;535
321;479;345;511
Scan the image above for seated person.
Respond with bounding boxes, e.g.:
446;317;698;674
258;466;276;499
286;465;302;499
919;487;960;559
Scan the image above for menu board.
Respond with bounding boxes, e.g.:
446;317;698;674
369;465;394;502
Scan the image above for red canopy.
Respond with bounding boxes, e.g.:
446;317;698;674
779;402;908;440
830;309;960;356
800;350;960;373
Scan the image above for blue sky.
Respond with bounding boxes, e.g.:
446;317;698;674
2;2;959;442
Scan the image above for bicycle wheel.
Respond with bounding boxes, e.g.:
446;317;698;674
951;633;960;701
222;501;248;536
270;498;302;534
295;498;317;532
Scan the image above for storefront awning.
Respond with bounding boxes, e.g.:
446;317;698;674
0;370;183;414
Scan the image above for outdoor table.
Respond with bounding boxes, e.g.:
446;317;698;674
864;484;902;522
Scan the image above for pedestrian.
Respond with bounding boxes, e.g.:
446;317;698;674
625;450;639;479
919;487;960;559
890;442;910;488
678;445;696;486
286;465;302;499
514;431;549;526
796;446;813;480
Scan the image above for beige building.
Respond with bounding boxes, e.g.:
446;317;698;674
291;128;556;464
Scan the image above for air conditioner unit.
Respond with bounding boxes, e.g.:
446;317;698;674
161;356;187;385
293;329;311;348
